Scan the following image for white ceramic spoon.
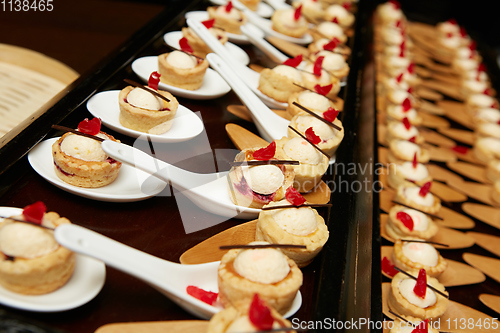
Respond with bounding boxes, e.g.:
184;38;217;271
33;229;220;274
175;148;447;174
262;0;291;10
54;223;303;320
240;24;289;64
186;18;288;110
209;0;274;18
100;140;259;219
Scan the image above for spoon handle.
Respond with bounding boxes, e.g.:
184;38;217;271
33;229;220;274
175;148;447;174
241;24;289;64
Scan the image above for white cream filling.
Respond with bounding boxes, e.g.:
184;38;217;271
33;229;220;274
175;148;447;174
166;51;197;69
273;65;303;83
399;278;437;308
233;241;290;284
402;242;439;266
272;204;318;236
215;5;241;20
478;123;500;139
302;63;331;84
463;79;488;93
317;51;346;71
475;108;500;123
397;162;429;181
394;140;420;160
389;122;419;139
0;221;58;259
387;105;418;121
297;91;331;112
401;208;429;231
316;21;344;40
243;164;284;195
468;94;495;108
295;115;336;141
404;186;435;207
283;137;322;164
127;87;162;110
60;133;109;162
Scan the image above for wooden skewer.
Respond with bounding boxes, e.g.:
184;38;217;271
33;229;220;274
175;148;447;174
51;125;105;142
123;79;171;104
292;101;342;131
165;44;205;61
287;125;331;159
399;239;449;248
393;267;449;299
219;244;307;250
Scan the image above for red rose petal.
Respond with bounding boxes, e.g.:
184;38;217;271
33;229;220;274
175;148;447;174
323;107;339;122
313;56;324;76
314;83;333;95
148;71;161;91
389;0;400;9
179;37;193;54
469;40;477;51
419;181;432;197
408;62;415;74
402;117;411;130
407;86;413;94
396;73;404;83
253;141;276;160
395;20;402;29
396;211;414;231
78;117;101;135
412;152;418;168
186;285;218;305
402;97;412;112
478;63;486;72
22;201;46;224
294;4;302;20
225;1;233;12
483;88;493;96
305;127;321;144
249;294;274;330
332;17;339;24
411;320;429;333
413;268;427;299
451;145;469;154
323;39;338;51
459;26;467;38
202;18;215;29
408;136;416;143
399;48;405;58
447;18;457;26
382;257;398;278
342;2;351;10
446;32;453;39
283;54;303;68
285;186;306;206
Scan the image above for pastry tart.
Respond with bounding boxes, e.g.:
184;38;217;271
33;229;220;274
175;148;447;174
288;111;344;157
207;299;294;333
310;21;347;44
275;136;329;192
118;85;178;135
307;38;352;59
271;7;309;38
286;90;338;120
392;239;447;278
207;3;247;34
466;93;498;113
387;160;432;189
388;270;449;320
388;140;430;164
181;25;228;58
472;107;500;125
218;241;303;315
385;120;424;145
309;51;350;81
386;205;438;241
52;119;122;188
376;1;405;25
0;203;75;295
301;62;341;100
486;159;500;183
258;65;304;103
227;144;295;209
476;122;500;140
473;137;500;163
395;183;441;215
292;0;323;23
158;50;209;90
386;103;422;126
324;4;355;30
256;199;329;267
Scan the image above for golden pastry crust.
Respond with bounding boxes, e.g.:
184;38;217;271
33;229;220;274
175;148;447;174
309;52;350;81
271;9;309;38
386;107;423;126
158;52;209;90
386;205;438;241
256;202;329;267
385;122;424;145
207;6;247;35
227;148;295;209
258;67;304;103
388;271;449;320
207;305;293;333
310;24;348;44
394;185;441;215
181;27;228;58
288;112;344;157
387;162;432;189
392;240;447;277
0;212;75;295
286;91;341;120
239;0;260;11
52;132;122;188
118;86;178;135
274;136;329;192
387;140;430;164
217;248;303;315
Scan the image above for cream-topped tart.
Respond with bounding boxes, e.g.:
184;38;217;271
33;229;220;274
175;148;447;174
207;2;247;34
218;241;303;315
472;107;500;125
272;6;309;38
376;0;404;25
286;90;337;119
301;60;341;100
385;119;423;144
388;269;449;319
386;100;422;126
307;38;352;58
207;296;293;333
476;123;500;140
227;143;295;209
388;140;430;164
258;63;304;103
275;136;329;192
0;202;75;295
257;198;329;267
181;20;228;58
288;111;344;157
158;48;209;90
466;93;497;111
310;51;350;80
395;182;441;215
324;4;355;30
392;239;447;277
473;137;500;163
292;0;323;23
52;118;122;188
118;73;178;135
386;205;438;241
311;21;347;44
387;158;431;189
